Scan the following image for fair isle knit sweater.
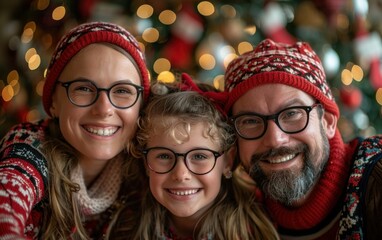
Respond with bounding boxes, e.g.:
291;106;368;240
265;130;382;239
0;120;122;239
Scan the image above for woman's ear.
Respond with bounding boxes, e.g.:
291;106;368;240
50;106;57;118
50;94;58;118
323;111;337;139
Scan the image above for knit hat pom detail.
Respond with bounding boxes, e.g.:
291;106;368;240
224;39;339;117
42;22;150;116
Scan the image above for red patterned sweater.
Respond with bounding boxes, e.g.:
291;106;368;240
0;120;120;239
0;120;48;239
265;130;382;239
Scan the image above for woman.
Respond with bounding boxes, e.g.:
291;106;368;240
0;21;149;239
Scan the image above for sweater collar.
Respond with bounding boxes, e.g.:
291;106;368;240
71;156;122;216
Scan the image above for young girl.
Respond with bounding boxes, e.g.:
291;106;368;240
110;73;279;239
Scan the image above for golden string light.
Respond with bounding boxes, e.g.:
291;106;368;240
197;1;215;16
159;10;177;25
52;6;66;21
137;4;154;19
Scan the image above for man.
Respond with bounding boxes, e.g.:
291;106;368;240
224;39;382;239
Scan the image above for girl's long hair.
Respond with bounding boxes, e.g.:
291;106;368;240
110;91;279;239
127;168;278;240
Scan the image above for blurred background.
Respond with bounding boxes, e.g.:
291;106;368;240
0;0;381;141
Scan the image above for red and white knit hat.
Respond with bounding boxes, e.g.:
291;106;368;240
42;21;150;116
224;39;339;117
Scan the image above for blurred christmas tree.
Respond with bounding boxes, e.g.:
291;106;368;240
0;0;381;141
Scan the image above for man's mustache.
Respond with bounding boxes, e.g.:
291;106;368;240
250;144;306;163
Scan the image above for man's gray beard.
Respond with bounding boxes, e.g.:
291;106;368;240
248;127;330;206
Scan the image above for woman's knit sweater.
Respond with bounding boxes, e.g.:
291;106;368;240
0;120;123;239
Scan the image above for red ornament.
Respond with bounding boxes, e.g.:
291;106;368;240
162;4;204;70
370;58;382;89
312;0;346;26
353;15;382;90
339;86;362;109
265;26;296;45
79;0;99;19
260;2;296;44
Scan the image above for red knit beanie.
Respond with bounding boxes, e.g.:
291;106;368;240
224;39;339;117
42;21;150;116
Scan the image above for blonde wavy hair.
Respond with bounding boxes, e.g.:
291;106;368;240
40;120;140;240
110;91;279;239
39;43;144;239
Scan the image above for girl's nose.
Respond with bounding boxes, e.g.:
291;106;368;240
171;157;192;182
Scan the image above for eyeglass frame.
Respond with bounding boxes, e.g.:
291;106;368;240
142;147;224;175
57;79;144;109
230;103;321;140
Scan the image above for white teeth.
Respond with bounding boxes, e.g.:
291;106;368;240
268;154;295;164
85;127;117;136
170;189;198;196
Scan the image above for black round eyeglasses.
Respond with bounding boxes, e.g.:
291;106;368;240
58;79;143;109
230;103;321;140
143;147;223;175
